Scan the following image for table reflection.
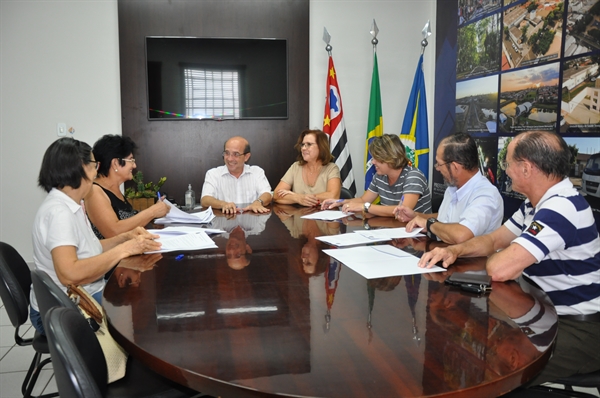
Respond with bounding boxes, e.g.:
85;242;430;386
103;205;557;397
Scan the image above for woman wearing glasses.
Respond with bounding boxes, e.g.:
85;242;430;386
274;129;341;206
84;134;170;240
322;134;431;218
30;137;161;334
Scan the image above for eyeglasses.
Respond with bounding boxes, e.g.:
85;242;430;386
434;161;451;169
121;158;136;164
89;160;100;171
300;142;316;149
222;151;247;158
500;160;513;169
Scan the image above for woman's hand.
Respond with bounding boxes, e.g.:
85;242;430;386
150;200;171;218
321;199;343;210
276;189;294;198
393;205;415;222
121;234;162;256
341;202;363;213
125;226;159;241
298;194;320;207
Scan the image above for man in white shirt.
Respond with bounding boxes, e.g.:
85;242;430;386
394;133;503;244
201;136;272;214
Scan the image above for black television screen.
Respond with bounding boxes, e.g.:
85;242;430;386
145;37;288;120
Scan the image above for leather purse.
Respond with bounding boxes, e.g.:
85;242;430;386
67;285;128;383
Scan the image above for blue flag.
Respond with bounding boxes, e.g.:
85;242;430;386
399;54;429;178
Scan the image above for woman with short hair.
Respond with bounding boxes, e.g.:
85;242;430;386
85;134;170;240
322;134;431;217
30;137;161;334
273;129;341;207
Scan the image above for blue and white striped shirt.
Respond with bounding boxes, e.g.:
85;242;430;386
505;178;600;316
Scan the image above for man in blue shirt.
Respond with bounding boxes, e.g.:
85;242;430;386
419;130;600;385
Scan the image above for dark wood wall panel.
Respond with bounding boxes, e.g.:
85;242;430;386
118;0;309;204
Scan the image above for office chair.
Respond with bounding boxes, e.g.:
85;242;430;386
340;187;354;199
30;269;79;333
45;306;205;398
528;371;600;398
0;241;58;398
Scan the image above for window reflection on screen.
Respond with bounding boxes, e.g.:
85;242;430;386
184;68;240;119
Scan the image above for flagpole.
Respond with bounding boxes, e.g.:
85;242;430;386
421;20;431;55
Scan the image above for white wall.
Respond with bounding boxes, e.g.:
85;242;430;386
0;0;436;262
310;0;437;193
1;0;122;261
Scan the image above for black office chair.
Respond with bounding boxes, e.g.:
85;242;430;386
0;241;58;398
45;306;205;398
30;269;79;333
528;371;600;398
340;187;354;199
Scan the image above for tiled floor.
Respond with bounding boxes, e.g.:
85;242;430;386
1;301;598;398
0;302;58;398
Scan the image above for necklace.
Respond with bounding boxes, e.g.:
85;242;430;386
303;164;323;187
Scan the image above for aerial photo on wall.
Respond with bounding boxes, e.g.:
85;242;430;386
457;12;501;80
560;54;600;133
564;0;600;57
458;0;502;26
502;0;564;70
499;62;560;133
456;75;499;133
564;136;600;212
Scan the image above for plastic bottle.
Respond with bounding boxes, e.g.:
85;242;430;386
185;184;195;210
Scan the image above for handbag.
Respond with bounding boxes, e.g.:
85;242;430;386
67;285;128;383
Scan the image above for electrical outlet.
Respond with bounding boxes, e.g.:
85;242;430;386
57;123;67;137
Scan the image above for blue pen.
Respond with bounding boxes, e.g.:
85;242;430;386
157;191;162;201
175;254;184;261
400;195;404;205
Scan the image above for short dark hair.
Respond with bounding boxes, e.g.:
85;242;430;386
38;138;93;192
93;135;137;177
295;129;334;165
368;134;408;169
512;131;570;179
440;133;478;171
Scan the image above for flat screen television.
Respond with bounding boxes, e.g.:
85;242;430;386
145;37;288;120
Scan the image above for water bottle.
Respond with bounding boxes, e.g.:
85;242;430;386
185;184;195;210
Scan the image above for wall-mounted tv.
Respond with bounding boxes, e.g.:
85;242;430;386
145;37;288;120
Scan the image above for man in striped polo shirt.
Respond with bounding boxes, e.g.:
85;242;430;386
418;130;600;385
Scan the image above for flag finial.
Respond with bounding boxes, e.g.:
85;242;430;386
323;27;332;53
370;19;379;46
421;20;431;54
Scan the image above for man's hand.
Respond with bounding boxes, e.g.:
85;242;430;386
418;246;458;269
393;205;416;222
243;200;271;214
221;201;240;214
406;216;427;232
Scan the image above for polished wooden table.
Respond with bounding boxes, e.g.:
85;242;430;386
103;205;558;397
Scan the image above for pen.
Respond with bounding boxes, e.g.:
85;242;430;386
175;254;184;261
157;191;161;201
400;195;404;205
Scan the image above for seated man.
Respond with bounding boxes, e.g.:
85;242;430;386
394;133;503;244
419;131;600;386
200;136;272;214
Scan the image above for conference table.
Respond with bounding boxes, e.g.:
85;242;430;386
103;204;558;398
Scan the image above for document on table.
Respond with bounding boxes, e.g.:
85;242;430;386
354;227;424;239
146;229;217;253
315;232;390;247
154;200;215;224
301;210;353;220
323;245;446;279
147;226;225;238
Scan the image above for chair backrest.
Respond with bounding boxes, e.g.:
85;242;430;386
0;241;32;329
340;187;354;200
46;306;107;398
31;269;79;333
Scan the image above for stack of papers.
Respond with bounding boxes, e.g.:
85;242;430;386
316;227;423;247
323;245;445;279
154;200;215;224
146;228;217;253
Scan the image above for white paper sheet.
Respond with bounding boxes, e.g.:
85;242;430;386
147;226;225;238
146;229;217;253
300;210;353;220
323;245;446;279
354;227;424;239
154;201;215;224
315;233;390;247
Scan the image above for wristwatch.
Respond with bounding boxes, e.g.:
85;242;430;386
427;217;439;241
363;202;371;215
255;198;264;206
